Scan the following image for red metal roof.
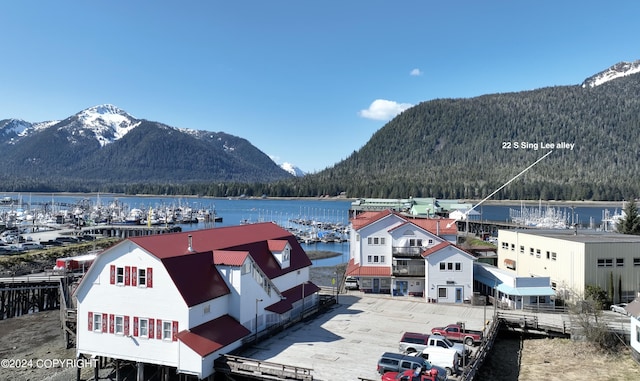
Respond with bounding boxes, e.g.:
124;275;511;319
345;258;391;277
350;209;458;236
128;223;312;306
213;250;249;266
420;241;451;257
161;251;231;306
350;210;394;230
408;217;458;236
177;314;251;357
267;239;288;252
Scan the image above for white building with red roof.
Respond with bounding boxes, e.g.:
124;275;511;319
346;210;475;302
75;222;319;380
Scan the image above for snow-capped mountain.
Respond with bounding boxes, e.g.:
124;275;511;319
582;60;640;88
280;162;306;177
0;104;294;184
72;104;141;147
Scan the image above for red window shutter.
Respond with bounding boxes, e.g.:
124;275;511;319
88;312;93;331
124;266;131;286
133;316;139;337
149;319;155;339
156;319;162;339
110;265;115;284
102;313;108;333
147;267;153;288
124;316;130;336
132;266;137;286
109;314;114;334
172;321;178;341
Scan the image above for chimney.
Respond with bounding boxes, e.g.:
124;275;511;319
437;220;440;236
187;234;194;252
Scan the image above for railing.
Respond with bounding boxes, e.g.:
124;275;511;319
392;246;424;256
392;264;425;277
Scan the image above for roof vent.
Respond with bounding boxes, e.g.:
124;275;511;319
187;234;194;252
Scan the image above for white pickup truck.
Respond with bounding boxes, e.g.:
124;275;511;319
398;332;467;359
408;348;460;377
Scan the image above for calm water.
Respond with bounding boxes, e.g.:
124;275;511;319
2;193;623;266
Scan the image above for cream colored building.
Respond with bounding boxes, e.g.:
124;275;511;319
497;229;640;303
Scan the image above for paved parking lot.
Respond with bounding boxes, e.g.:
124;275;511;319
240;292;491;381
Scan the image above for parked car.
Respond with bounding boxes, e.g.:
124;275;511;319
21;242;44;250
54;236;79;244
381;367;441;381
610;303;629;316
344;276;358;290
377;352;446;381
430;323;484;346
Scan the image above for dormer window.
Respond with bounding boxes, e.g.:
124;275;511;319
268;239;291;269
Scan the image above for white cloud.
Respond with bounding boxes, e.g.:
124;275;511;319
358;99;414;121
410;68;422;76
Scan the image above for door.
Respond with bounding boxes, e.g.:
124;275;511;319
373;278;380;293
395;281;408;296
455;287;463;303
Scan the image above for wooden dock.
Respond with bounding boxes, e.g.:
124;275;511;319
215;354;313;381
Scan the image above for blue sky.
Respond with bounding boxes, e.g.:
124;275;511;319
1;1;638;173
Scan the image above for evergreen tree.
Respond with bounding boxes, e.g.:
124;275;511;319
617;199;640;234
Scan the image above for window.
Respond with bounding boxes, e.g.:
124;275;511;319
439;263;446;271
380;255;385;263
546;251;550;260
409;238;422;247
447;262;453;270
93;313;102;332
520;246;524;254
634;258;640;266
511;244;515;251
616;258;624;267
368;237;386;245
455;262;462;271
116;267;124;284
115;316;124;334
138;268;146;286
428;239;433;245
597;258;613;267
163;321;172;340
551;252;557;261
501;242;509;249
438;288;447;298
373;256;379;263
529;248;534;256
367;255;372;263
139;318;148;337
536;249;541;258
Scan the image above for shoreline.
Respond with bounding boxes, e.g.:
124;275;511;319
1;191;630;206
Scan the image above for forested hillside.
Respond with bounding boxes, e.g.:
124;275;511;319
2;72;640;200
289;73;640;200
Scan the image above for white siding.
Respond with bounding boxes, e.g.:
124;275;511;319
76;244;188;366
426;246;474;303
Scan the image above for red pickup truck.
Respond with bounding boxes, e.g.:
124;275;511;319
382;368;440;381
430;324;483;346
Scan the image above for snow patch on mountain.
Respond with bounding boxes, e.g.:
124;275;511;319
74;104;141;146
582;60;640;88
280;162;305;177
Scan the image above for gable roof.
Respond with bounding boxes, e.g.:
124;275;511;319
129;222;312;279
421;241;476;260
350;209;458;236
267;239;288;252
350;210;395;230
177;314;251;357
213;250;249;266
